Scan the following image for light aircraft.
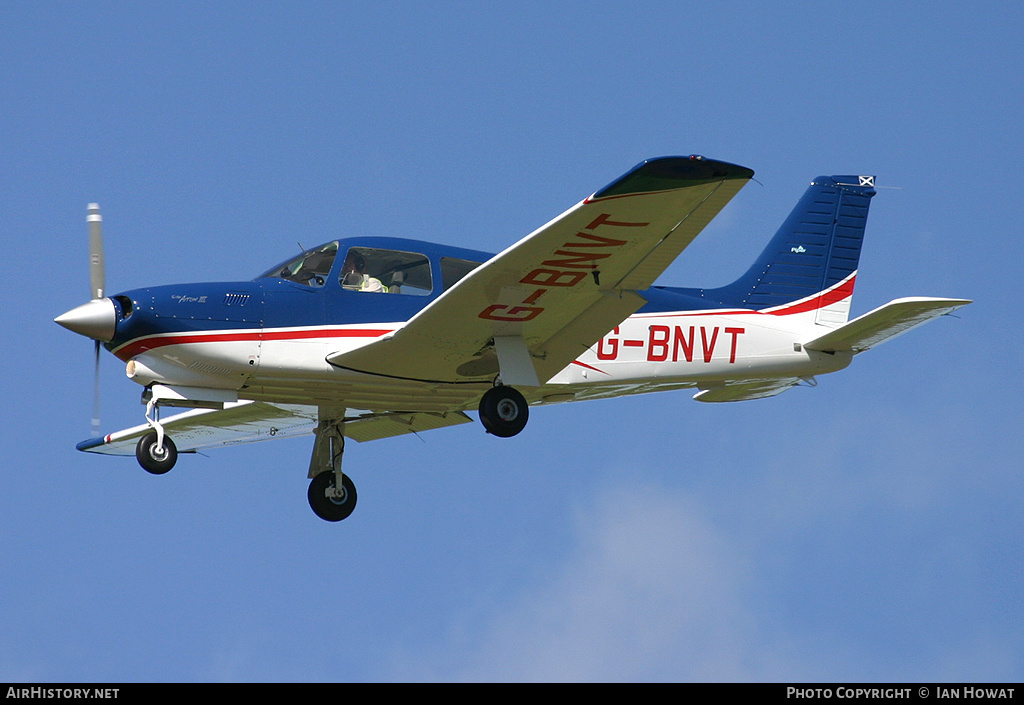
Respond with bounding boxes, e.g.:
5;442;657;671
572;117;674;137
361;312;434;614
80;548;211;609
55;156;970;521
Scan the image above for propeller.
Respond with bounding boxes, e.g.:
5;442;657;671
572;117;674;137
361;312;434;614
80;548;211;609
88;203;105;436
54;204;117;436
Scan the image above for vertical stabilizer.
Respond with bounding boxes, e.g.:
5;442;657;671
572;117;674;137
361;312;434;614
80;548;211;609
671;175;876;326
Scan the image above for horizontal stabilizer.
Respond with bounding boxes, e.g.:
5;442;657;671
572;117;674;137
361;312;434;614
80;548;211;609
803;297;971;354
693;378;800;402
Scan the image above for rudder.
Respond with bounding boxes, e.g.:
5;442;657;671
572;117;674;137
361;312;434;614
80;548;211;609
684;175;876;326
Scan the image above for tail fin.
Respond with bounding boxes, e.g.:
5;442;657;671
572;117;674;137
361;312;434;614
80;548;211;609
679;175;876;326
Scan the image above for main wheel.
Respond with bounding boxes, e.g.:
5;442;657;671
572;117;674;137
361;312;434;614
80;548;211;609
307;471;358;522
478;385;529;437
136;431;177;475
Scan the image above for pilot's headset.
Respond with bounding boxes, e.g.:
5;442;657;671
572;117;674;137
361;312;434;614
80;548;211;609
342;253;367;288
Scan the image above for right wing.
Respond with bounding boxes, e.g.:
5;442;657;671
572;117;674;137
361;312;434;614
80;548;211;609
328;156;754;386
77;401;472;456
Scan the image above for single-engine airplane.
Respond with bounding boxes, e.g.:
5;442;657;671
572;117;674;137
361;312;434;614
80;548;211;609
55;156;970;521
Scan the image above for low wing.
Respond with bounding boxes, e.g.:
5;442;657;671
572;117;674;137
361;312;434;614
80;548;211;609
328;156;754;386
77;401;472;455
803;297;971;354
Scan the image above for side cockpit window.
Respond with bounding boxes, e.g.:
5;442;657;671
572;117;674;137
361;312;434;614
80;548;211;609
258;242;338;287
340;247;432;295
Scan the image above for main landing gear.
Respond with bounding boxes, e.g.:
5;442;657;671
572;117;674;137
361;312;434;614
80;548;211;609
478;384;529;438
304;386;531;522
306;419;357;522
307;469;357;522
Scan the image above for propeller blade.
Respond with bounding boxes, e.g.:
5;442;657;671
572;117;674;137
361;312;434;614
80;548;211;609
88;203;105;300
88;203;105;435
93;340;102;436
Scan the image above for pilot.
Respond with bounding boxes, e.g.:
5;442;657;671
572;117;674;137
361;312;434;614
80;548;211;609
341;251;386;292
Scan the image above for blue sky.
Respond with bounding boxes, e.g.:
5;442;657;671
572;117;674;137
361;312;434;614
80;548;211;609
2;2;1021;682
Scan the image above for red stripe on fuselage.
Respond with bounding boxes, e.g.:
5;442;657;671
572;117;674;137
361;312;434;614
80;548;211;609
113;327;393;362
762;274;856;316
571;360;609;375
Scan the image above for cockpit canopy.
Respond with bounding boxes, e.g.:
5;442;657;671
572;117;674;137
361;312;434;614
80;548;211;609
256;241;485;296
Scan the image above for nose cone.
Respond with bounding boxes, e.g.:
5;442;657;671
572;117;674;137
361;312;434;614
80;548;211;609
54;298;117;342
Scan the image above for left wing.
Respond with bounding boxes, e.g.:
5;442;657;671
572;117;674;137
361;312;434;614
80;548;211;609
77;401;472;455
328;156;754;385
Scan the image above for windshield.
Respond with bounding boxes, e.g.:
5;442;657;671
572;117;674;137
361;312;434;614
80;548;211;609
257;242;338;287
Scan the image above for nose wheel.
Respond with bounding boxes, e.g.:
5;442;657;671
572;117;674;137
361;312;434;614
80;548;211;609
135;431;178;475
478;385;529;437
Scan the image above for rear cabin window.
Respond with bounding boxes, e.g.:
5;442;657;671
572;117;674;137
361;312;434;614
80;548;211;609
440;257;483;291
340;247;432;295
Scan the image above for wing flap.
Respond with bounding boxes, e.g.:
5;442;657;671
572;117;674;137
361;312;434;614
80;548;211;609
328;156;753;385
693;378;801;403
343;411;472;442
803;297;971;354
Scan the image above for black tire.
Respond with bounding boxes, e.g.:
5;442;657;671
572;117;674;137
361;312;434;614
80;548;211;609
478;385;529;438
135;431;177;475
307;471;357;522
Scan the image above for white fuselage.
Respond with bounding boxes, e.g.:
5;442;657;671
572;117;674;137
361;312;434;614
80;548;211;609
121;304;851;413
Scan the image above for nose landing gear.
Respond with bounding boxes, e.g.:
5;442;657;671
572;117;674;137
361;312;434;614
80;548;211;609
135;395;177;474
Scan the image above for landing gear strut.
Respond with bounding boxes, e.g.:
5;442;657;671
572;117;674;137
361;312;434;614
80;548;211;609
478;385;529;437
136;395;177;474
307;418;357;522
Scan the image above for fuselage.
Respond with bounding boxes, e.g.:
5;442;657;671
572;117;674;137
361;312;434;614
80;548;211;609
102;236;852;413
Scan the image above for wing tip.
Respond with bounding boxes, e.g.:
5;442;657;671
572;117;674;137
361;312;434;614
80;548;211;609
591;155;754;200
76;436;107;452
